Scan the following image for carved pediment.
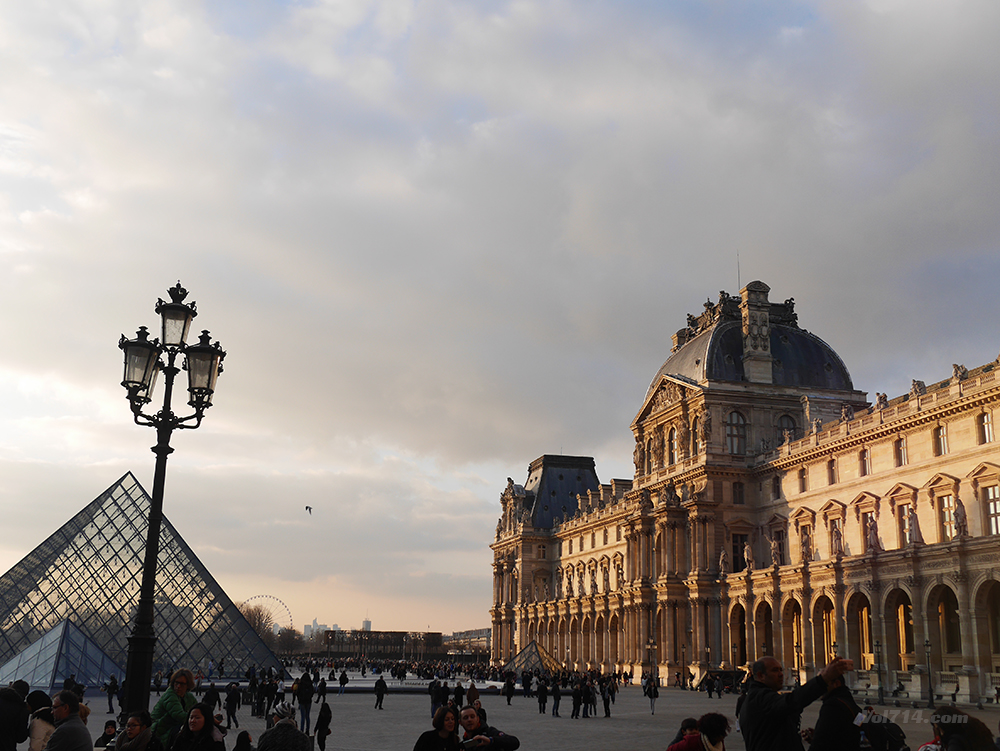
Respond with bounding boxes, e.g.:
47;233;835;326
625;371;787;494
967;462;1000;482
789;507;816;531
850;492;880;520
922;472;960;492
765;513;788;529
632;374;704;426
819;500;847;526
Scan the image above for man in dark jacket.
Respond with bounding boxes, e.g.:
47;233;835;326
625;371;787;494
459;706;520;750
809;676;863;751
43;691;91;751
224;683;241;729
0;680;29;751
373;676;387;710
739;656;852;751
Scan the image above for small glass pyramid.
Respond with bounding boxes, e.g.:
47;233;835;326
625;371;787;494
501;640;562;675
0;472;283;679
0;619;123;692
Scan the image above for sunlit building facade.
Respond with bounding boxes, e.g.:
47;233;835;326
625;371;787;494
491;281;1000;702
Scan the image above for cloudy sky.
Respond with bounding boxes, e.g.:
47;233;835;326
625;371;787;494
1;0;998;635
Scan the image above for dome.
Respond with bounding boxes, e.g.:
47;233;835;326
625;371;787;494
645;288;854;399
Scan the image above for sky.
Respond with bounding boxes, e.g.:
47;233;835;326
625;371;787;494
1;0;999;635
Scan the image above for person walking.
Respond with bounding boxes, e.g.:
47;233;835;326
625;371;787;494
536;680;548;715
645;676;659;715
570;683;582;720
104;676;118;715
294;675;313;734
550;682;561;717
374;676;387;710
739;656;851;751
338;672;349;696
224;683;241;730
314;704;331;751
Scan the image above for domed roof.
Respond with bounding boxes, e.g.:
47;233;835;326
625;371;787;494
645;288;854;399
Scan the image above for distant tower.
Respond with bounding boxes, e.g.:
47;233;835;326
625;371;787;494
362;618;372;631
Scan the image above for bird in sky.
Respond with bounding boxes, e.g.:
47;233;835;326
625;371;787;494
305;506;313;515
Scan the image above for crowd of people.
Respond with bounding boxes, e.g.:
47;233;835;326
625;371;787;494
4;657;1000;751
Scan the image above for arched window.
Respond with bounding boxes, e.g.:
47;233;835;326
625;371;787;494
726;411;747;455
777;415;796;444
691;416;701;455
668;428;678;465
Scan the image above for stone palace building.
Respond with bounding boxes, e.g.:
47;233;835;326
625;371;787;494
490;281;1000;702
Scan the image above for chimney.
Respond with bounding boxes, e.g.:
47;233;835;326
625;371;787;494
739;280;772;384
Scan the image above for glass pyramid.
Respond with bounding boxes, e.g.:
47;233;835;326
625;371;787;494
0;472;283;679
501;640;562;675
0;619;124;692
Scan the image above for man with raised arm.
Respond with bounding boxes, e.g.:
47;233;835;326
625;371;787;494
739;655;853;751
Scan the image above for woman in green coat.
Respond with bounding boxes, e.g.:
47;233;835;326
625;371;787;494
151;670;197;748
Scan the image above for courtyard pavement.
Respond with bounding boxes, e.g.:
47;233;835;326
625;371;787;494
87;676;999;750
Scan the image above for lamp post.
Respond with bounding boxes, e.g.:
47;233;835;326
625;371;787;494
681;644;687;690
705;646;711;668
647;638;657;684
119;283;225;716
732;644;738;670
794;642;801;686
925;639;935;709
874;640;884;705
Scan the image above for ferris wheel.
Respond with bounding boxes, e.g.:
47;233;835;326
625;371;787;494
242;594;294;632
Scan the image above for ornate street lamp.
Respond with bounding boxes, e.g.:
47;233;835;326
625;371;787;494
119;282;225;716
681;643;687;690
925;639;935;709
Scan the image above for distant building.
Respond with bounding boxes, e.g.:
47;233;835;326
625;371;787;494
362;618;372;631
444;629;491;658
491;281;1000;702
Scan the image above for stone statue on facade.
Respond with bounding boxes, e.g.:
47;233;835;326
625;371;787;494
875;392;888;410
603;567;610;592
719;548;730;575
832;524;844;556
702;410;712;441
543;581;550;600
533;584;538;602
910;380;926;398
495;519;502;540
664;481;681;506
616;563;624;587
590;569;598;595
840;403;854;422
633;438;645;472
782;428;792;445
652;430;664;468
907;505;924;544
954;497;969;538
866;515;883;552
760;436;771;453
770;536;781;566
566;572;573;598
801;527;812;562
812;418;823;434
678;420;691;458
743;541;754;572
952;363;968;382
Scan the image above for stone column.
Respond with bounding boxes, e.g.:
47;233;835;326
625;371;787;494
956;571;980;701
690;516;700;573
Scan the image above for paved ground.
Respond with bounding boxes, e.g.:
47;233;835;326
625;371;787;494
88;679;999;750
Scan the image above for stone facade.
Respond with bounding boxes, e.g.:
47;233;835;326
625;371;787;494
490;281;1000;702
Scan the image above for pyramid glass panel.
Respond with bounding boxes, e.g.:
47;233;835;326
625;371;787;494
0;472;283;679
501;640;562;675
